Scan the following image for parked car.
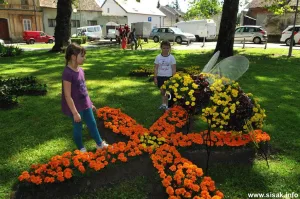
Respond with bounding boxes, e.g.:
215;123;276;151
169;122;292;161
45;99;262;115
105;28;117;41
23;31;54;44
234;26;267;44
280;25;300;46
74;25;102;40
149;27;196;44
0;39;4;45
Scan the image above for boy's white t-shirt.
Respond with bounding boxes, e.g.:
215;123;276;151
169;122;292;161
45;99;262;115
154;54;176;77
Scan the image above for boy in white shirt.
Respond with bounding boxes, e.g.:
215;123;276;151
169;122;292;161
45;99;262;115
154;40;176;110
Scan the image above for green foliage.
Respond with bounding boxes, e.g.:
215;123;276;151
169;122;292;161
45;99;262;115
0;0;8;4
0;44;23;57
71;37;83;45
157;0;160;8
129;67;154;77
265;0;295;15
171;0;180;10
184;0;222;20
0;76;47;109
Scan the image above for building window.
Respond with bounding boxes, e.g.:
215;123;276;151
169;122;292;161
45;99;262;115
71;20;80;28
88;20;97;26
48;19;56;27
21;0;29;9
107;8;109;13
23;19;31;31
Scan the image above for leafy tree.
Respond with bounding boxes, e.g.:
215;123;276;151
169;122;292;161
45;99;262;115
266;0;294;15
184;0;222;20
51;0;72;52
0;0;8;4
214;0;239;58
172;0;180;10
157;0;160;8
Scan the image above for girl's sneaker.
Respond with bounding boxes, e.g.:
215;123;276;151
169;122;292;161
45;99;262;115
158;104;168;110
96;141;109;150
80;147;87;152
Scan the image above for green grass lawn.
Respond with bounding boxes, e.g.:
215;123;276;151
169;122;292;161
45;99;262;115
0;47;300;199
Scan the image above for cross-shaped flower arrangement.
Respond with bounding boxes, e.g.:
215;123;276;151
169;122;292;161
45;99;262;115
19;105;270;198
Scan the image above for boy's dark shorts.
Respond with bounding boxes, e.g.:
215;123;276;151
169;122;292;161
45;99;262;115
157;76;171;89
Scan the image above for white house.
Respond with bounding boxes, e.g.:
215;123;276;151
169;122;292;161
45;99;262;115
101;0;166;29
159;5;185;27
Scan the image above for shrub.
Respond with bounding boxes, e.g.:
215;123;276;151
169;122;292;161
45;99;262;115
0;44;23;57
0;76;47;109
70;38;83;45
81;36;87;44
129;67;154;77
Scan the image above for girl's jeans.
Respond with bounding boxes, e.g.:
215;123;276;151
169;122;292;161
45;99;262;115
72;107;103;149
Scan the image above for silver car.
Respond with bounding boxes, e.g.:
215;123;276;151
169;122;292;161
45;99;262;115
150;27;196;44
234;26;267;44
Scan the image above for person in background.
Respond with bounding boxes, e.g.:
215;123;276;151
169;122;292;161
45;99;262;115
121;36;127;50
129;28;137;50
137;36;143;50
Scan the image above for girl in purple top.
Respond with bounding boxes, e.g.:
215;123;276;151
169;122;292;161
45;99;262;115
62;43;108;152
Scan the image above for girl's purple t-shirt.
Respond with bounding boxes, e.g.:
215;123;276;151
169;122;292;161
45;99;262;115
61;66;92;116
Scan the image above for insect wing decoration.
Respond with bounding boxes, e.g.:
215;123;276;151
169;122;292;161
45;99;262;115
203;51;250;83
202;51;220;73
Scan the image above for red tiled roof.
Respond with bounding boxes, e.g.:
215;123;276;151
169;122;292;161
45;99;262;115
39;0;102;11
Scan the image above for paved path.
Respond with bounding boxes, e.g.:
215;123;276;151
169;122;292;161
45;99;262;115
8;41;300;51
172;41;300;50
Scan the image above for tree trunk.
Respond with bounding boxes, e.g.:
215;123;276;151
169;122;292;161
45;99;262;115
214;0;239;58
51;0;72;52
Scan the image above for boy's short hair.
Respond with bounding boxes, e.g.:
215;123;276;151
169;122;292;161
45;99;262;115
160;40;171;48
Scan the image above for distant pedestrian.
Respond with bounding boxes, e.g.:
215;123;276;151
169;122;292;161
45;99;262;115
121;36;127;50
129;28;137;50
137;36;143;50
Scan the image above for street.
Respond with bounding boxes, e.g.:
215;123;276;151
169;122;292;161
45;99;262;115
8;40;300;51
172;41;300;50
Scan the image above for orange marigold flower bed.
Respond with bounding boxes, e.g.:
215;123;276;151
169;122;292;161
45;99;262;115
19;106;270;198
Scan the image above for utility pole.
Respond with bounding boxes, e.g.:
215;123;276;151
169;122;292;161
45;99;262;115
78;0;81;27
288;0;299;57
33;0;38;30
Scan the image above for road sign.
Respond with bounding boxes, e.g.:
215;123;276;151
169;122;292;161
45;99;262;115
148;17;152;22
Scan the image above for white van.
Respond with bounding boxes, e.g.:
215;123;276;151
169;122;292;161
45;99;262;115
174;19;217;41
76;25;102;40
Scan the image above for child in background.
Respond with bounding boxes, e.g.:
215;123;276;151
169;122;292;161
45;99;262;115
121;36;127;50
137;36;143;50
154;40;176;110
62;43;108;152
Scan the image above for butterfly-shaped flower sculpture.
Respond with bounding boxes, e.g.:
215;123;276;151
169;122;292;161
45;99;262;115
19;105;270;199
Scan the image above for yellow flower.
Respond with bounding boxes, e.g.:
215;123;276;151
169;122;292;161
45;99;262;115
173;98;177;101
185;101;190;105
191;102;195;106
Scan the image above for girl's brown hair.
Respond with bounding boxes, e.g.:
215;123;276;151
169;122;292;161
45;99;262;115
65;43;86;65
160;40;171;48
